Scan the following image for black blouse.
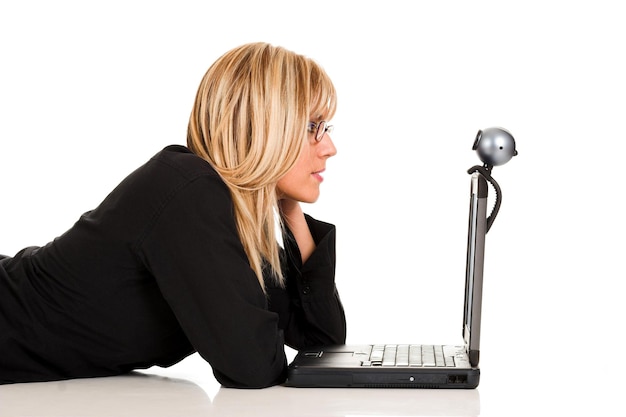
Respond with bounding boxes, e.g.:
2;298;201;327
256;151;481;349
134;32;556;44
0;145;346;388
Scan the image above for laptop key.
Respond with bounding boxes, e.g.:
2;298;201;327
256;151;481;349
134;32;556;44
435;345;446;367
370;345;384;361
422;345;436;367
409;345;423;367
382;345;397;366
396;345;409;367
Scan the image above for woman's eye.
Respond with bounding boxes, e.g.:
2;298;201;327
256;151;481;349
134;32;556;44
307;122;317;133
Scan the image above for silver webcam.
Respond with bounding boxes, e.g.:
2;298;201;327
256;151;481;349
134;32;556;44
473;127;518;168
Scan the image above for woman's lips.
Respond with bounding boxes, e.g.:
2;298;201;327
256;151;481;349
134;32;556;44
312;169;325;182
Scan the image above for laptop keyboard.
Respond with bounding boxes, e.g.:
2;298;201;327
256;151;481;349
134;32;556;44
360;344;464;367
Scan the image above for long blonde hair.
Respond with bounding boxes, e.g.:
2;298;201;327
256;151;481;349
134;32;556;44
187;42;337;290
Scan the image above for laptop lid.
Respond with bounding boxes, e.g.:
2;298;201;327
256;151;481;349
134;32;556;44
463;172;488;367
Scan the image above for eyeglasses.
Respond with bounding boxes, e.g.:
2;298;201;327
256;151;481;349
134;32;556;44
307;120;334;142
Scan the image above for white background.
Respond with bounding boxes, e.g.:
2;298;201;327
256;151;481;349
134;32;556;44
1;1;624;415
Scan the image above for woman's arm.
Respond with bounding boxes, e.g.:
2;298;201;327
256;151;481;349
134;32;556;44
268;209;347;349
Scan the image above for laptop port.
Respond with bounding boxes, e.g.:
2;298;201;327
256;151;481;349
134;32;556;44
447;375;468;384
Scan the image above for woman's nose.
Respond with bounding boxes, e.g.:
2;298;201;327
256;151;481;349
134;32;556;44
319;133;337;158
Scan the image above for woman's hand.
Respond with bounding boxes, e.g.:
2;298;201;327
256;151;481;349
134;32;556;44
278;199;315;263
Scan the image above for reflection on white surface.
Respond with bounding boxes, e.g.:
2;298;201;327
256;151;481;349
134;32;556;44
0;373;212;417
0;373;480;417
214;386;480;417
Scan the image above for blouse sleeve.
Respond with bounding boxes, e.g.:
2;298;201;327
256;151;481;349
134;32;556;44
266;214;347;350
137;175;287;388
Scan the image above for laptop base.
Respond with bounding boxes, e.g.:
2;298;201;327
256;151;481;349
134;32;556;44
286;345;480;389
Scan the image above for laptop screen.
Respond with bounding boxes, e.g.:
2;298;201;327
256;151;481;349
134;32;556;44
463;172;487;367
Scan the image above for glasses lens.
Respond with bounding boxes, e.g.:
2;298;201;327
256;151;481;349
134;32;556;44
316;121;326;141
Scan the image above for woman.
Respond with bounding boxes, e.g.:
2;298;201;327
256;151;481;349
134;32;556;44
0;42;346;388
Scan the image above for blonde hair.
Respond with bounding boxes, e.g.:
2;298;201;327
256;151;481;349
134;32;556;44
187;42;337;290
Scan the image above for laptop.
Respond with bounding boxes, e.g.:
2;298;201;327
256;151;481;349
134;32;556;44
285;171;490;389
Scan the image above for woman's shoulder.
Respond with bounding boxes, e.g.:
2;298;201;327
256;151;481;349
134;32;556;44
101;145;227;219
149;145;220;181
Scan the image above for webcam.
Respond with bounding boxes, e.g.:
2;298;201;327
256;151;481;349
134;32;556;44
473;127;518;169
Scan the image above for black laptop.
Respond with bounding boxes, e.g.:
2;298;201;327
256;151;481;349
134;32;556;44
285;171;490;389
